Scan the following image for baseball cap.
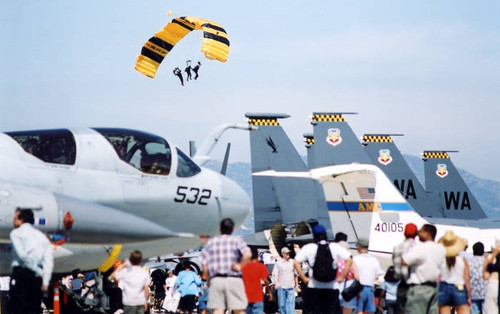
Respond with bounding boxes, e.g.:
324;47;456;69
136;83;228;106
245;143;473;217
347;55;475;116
356;237;369;248
281;247;291;254
404;223;418;238
312;224;326;236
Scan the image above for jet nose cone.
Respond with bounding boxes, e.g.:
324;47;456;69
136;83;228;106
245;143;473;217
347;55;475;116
219;176;251;230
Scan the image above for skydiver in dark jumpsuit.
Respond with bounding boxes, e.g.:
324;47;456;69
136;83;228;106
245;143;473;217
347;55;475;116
185;60;192;81
192;61;201;80
173;67;184;86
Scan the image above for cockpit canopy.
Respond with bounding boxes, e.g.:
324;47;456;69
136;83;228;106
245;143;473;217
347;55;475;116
93;128;200;177
6;128;201;177
7;129;76;165
94;128;172;175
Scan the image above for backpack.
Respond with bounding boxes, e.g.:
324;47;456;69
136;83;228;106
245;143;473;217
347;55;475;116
312;242;337;282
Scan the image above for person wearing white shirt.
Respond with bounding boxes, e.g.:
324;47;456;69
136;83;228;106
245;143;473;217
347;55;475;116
9;208;53;314
402;224;446;314
294;224;352;314
112;251;151;314
437;231;471;314
163;270;180;313
272;247;298;314
353;237;384;314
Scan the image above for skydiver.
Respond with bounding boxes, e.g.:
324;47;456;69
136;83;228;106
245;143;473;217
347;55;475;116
173;67;184;86
185;60;192;81
193;61;201;80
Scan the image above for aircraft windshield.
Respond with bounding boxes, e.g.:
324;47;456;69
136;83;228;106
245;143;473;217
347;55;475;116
6;129;76;165
93;128;172;175
176;148;201;177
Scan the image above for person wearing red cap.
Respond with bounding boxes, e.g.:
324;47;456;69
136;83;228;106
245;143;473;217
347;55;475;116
402;224;446;314
392;223;418;313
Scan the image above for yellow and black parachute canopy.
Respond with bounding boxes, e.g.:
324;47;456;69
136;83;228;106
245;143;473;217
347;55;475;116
135;16;230;78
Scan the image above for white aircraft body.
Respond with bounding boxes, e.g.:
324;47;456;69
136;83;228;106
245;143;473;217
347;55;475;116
256;164;499;259
0;126;251;275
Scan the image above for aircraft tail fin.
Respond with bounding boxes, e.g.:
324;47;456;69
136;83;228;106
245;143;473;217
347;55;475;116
362;134;444;218
246;113;332;236
422;151;487;219
310;113;372;168
303;133;315;169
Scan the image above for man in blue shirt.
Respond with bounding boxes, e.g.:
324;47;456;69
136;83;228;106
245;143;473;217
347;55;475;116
9;208;53;314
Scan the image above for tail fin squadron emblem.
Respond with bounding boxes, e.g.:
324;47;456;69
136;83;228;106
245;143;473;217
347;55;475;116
266;136;277;153
377;149;393;166
326;128;342;147
436;163;449;178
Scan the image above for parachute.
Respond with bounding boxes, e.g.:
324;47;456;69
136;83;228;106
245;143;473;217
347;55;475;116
135;16;230;78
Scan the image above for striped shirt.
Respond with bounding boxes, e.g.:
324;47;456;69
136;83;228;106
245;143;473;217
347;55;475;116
200;234;250;278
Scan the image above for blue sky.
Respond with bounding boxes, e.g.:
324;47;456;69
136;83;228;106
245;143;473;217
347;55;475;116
1;1;499;181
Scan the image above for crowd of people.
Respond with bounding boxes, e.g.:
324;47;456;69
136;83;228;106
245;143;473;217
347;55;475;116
6;209;500;314
190;219;498;314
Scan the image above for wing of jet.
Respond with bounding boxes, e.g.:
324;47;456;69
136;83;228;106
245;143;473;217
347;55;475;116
0;235;202;276
362;134;444;218
422;151;486;219
0;125;251;275
245;113;332;239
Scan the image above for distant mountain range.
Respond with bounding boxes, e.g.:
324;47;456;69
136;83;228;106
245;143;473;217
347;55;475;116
205;156;500;232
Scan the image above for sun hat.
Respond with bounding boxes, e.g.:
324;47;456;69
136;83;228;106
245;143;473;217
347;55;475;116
438;230;466;257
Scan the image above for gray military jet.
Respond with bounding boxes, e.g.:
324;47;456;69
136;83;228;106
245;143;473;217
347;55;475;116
0;126;251;275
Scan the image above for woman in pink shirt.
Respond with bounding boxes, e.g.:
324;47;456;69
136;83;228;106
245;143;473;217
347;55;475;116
335;241;359;314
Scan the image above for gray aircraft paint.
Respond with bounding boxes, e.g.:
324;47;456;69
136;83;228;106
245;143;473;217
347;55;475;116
303;133;315;169
423;151;486;219
311;112;372;168
362;135;444;218
245;113;332;236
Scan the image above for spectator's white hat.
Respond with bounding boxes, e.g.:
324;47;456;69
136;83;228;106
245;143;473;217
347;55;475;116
281;247;291;254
